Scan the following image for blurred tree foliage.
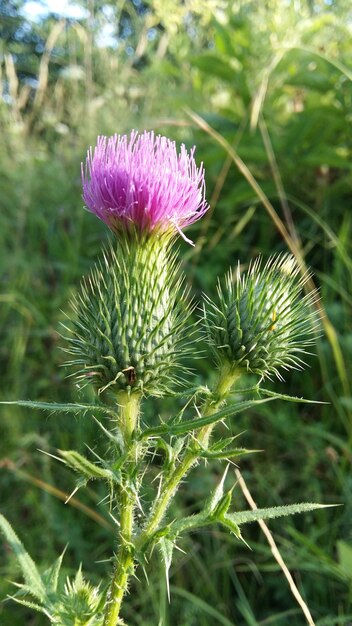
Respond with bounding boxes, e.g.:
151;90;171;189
1;1;352;624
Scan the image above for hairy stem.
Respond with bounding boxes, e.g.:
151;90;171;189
103;392;140;626
117;391;140;444
137;365;240;549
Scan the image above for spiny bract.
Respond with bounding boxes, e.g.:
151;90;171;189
204;254;320;380
64;235;194;396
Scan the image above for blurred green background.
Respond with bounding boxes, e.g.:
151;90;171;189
1;0;351;624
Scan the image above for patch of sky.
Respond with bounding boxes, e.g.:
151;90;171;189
147;28;157;42
95;5;118;49
21;0;89;22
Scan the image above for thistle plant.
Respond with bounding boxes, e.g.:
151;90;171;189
1;130;329;626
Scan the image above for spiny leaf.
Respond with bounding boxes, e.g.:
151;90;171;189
0;514;46;602
226;502;336;526
58;450;114;481
158;537;174;602
218;516;242;538
0;400;116;418
212;488;234;520
204;465;230;515
92;416;124;451
199;447;259;460
259;388;328;404
210;434;245;451
8;596;53;619
42;549;66;594
141;396;276;438
158;500;242;540
164;512;206;537
167;385;211;399
151;437;186;472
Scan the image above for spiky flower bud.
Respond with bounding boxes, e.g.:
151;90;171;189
82;130;208;244
64;235;194;396
56;567;103;626
204;254;320;380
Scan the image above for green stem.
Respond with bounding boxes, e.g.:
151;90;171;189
103;490;134;626
137;365;240;548
103;392;140;626
197;364;240;449
117;391;140;444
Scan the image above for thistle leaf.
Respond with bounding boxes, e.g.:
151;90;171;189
58;450;114;481
92;416;124;451
204;465;230;514
141;396;276;438
0;400;116;418
0;514;46;602
199;447;258;460
259;388;328;404
212;489;233;520
42;550;66;594
8;596;53;619
152;437;186;473
218;516;242;538
158;537;174;601
226;502;335;526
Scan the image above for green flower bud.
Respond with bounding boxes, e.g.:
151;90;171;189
204;254;320;380
63;233;194;396
56;567;104;625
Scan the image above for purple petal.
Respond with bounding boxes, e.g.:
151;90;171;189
82;130;209;241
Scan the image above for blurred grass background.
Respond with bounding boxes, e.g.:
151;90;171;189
0;0;351;624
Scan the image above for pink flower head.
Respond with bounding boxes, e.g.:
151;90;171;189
82;130;208;244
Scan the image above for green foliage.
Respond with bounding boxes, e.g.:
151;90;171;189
0;514;46;603
158;537;174;600
0;400;117;417
153;470;331;551
58;450;115;482
0;515;105;624
141;396;275;438
226;502;336;526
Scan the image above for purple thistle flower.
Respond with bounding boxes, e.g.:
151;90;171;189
82;130;209;244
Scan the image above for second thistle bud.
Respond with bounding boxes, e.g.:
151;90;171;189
204;254;319;380
64;234;193;396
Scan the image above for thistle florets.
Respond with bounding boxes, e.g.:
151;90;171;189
82;130;209;245
204;254;320;380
